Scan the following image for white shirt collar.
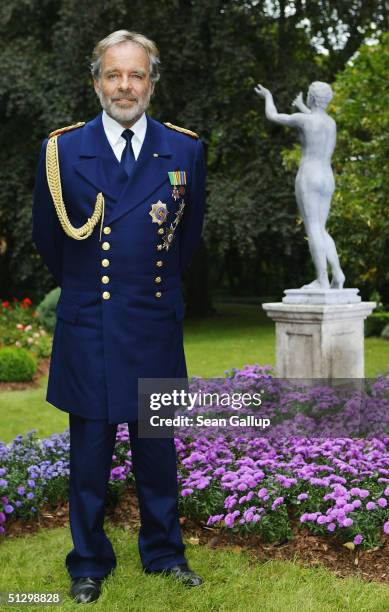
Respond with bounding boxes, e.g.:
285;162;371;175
102;110;147;160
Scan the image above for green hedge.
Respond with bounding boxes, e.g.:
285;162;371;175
364;312;389;337
0;347;37;382
36;287;60;334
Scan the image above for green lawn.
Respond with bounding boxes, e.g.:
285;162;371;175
0;302;388;442
1;527;389;612
185;303;276;378
184;303;389;379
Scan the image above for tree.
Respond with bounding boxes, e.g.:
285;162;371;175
329;31;389;302
0;0;387;305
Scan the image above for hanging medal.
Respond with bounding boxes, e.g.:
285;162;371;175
157;170;187;251
168;171;186;201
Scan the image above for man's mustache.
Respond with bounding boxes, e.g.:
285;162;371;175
111;96;138;102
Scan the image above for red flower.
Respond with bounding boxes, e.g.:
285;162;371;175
1;301;10;308
22;298;32;306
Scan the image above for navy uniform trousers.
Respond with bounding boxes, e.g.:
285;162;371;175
66;414;187;578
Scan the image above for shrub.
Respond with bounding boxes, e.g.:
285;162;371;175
365;312;389;337
1;298;37;335
0;347;37;382
35;287;61;334
0;297;51;357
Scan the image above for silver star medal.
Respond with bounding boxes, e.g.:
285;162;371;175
149;200;168;225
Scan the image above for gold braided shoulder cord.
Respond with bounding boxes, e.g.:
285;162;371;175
45;135;105;241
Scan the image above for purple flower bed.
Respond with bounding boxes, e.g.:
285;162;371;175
1;365;389;548
0;430;70;534
0;425;133;536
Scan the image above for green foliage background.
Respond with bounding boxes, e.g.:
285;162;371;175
0;1;387;304
331;32;389;300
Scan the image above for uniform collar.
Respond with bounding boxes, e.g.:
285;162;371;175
74;112;174;220
79;112;171;160
102;109;147;150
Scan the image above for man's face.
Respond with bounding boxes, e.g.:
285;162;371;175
94;41;154;126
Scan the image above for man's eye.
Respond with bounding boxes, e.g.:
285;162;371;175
132;74;142;79
108;74;118;79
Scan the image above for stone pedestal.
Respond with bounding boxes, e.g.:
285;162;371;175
283;288;361;305
262;301;376;378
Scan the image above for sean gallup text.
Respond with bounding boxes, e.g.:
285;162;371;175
149;415;271;429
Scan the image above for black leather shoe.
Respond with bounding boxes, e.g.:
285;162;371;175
146;563;203;587
70;577;102;603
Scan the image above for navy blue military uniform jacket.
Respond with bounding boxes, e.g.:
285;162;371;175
32;112;206;424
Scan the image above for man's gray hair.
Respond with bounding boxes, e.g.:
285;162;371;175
91;30;160;84
308;81;333;109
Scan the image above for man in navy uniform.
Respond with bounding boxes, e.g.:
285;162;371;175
32;30;206;603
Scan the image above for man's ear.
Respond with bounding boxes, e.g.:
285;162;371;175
93;78;100;96
150;81;155;97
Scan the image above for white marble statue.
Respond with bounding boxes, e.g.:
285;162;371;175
255;81;345;290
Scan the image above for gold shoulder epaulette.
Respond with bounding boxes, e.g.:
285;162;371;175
48;122;85;138
164;122;199;139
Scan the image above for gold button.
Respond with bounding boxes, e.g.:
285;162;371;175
157;244;163;251
102;242;110;250
155;276;162;283
102;259;110;267
101;275;109;284
156;260;163;267
102;291;110;299
103;227;111;235
155;291;162;298
157;228;164;235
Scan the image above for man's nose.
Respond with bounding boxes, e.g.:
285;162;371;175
118;76;132;91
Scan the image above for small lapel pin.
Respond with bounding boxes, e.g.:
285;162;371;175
153;153;159;158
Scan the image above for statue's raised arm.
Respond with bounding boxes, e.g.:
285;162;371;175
254;84;308;128
291;92;311;114
254;81;345;291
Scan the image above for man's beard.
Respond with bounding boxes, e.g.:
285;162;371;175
97;88;151;125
